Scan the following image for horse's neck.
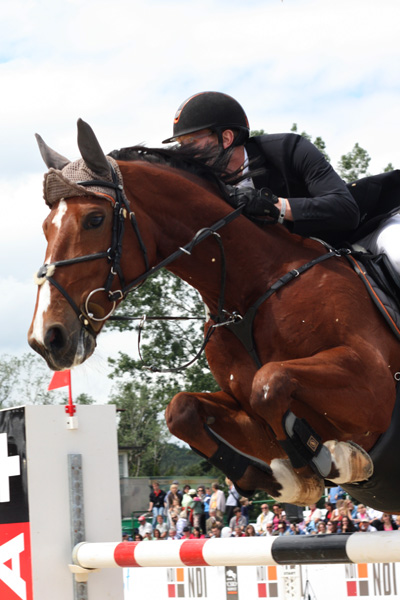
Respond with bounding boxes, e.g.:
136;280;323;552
124;162;309;313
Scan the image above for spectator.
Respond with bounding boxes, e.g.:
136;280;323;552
326;521;337;534
240;497;252;525
192;527;205;539
338;516;356;533
138;515;152;538
380;513;398;531
358;518;377;532
134;533;143;541
209;482;226;520
317;521;327;534
209;524;222;538
182;485;194;508
192;492;205;529
148;481;167;528
205;508;223;537
155;514;168;539
327;486;346;509
166;483;183;512
176;509;189;538
229;507;247;532
181;526;192;540
324;502;335;522
167;528;178;540
255;503;274;536
274;520;289;536
225;478;241;524
272;503;286;531
232;526;245;537
153;528;162;540
264;523;274;537
304;504;322;534
289;523;303;535
244;524;257;537
353;504;369;528
196;486;208;531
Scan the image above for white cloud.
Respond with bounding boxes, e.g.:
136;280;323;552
1;0;400;399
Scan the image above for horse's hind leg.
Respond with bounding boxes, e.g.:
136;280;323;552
250;346;385;484
166;390;324;504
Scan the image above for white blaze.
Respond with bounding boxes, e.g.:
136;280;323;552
31;197;69;344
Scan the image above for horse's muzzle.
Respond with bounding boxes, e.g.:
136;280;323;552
28;322;96;370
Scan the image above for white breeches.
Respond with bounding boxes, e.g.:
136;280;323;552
357;213;400;275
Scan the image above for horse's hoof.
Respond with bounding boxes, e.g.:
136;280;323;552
270;459;324;505
325;440;374;483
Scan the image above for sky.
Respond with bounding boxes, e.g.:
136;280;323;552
1;0;400;402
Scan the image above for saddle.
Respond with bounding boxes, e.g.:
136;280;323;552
344;248;400;342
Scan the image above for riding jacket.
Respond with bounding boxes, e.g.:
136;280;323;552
246;133;400;245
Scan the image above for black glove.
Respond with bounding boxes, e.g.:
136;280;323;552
227;186;280;219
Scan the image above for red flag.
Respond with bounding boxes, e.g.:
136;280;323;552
48;370;71;390
48;370;76;416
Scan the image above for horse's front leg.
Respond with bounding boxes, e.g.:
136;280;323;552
250;346;387;484
165;390;324;504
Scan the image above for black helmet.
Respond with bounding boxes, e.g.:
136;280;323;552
162;91;250;145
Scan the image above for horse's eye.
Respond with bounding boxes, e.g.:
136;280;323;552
84;214;105;230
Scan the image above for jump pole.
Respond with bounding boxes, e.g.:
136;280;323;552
72;531;400;572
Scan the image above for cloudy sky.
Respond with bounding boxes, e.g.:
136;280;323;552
1;0;399;400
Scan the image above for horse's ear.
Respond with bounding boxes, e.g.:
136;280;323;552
35;134;70;170
77;118;111;178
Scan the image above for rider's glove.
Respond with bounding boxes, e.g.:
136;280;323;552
227;186;281;220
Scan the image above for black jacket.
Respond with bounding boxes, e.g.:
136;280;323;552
246;133;400;245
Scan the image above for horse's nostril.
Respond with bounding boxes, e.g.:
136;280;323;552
44;325;67;351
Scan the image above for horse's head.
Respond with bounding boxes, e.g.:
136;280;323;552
28;119;141;370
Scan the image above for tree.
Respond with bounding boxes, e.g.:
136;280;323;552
337;143;371;182
109;376;171;476
0;352;56;408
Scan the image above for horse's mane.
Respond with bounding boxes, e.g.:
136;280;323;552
107;143;264;199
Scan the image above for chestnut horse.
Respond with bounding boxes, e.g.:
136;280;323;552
28;120;400;509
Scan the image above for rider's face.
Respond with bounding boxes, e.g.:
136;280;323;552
176;128;217;149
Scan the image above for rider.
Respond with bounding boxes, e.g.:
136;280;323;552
162;91;400;273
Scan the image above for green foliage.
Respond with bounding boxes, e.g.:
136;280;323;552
384;162;395;173
0;352;56;408
337;142;371;182
75;393;95;405
250;129;265;137
109;379;170;476
291;123;330;162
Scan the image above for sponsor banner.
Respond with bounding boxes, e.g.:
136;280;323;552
124;561;400;600
0;407;33;600
0;523;33;600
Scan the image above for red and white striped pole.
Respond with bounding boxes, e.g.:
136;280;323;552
72;532;400;570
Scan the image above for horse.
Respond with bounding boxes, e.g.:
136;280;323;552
28;120;400;510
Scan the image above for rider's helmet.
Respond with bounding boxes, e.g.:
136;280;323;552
162;91;250;146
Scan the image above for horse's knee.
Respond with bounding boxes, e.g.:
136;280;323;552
165;392;200;439
250;365;293;416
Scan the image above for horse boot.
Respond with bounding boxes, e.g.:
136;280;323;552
279;411;332;478
190;425;276;498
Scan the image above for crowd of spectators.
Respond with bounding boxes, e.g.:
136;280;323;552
122;481;400;542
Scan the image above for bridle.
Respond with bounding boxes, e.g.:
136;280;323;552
35;163;245;340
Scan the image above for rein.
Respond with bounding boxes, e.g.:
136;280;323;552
37;165;347;373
